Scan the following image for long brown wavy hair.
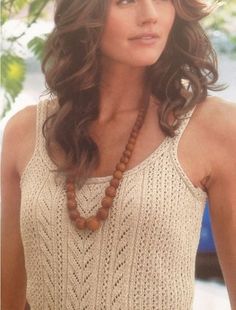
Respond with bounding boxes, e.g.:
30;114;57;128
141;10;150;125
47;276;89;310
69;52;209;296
42;0;221;183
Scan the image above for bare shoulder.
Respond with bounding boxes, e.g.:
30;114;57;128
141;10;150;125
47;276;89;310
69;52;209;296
194;96;236;142
2;104;37;175
4;104;37;138
194;95;236;179
3;105;37;148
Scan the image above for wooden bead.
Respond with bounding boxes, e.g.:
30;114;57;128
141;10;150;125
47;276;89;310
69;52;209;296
66;183;75;191
86;216;101;231
137;123;142;129
134;124;141;131
105;186;116;197
116;162;126;172
129;137;136;144
131;131;138;138
65;103;147;231
67;191;75;199
69;209;80;221
113;170;123;180
110;178;120;188
97;207;109;220
124;150;131;157
67;199;77;210
66;176;75;184
75;216;87;229
120;156;129;164
101;196;113;208
137;114;143;120
126;143;134;152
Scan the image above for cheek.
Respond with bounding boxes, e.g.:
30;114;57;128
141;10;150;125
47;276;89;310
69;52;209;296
99;5;176;63
100;13;128;52
164;7;176;33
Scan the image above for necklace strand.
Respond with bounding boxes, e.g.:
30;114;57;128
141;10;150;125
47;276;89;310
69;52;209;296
65;97;149;232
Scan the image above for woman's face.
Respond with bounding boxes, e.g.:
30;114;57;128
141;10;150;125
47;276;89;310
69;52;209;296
100;0;176;68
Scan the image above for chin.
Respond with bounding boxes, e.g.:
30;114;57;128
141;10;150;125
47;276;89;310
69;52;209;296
127;56;160;67
102;52;161;68
127;50;163;66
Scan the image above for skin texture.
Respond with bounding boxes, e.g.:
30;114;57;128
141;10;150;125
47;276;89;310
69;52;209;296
98;0;176;122
100;0;175;67
1;0;236;309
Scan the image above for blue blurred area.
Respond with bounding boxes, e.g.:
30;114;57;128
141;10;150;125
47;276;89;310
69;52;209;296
198;202;216;253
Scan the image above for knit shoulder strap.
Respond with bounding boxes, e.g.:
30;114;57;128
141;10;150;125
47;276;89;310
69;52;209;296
173;105;197;144
20;99;53;185
34;98;53;158
36;99;49;147
36;98;58;168
169;104;207;202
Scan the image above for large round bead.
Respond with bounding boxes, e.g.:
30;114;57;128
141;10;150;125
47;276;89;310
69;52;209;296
67;191;75;200
110;178;120;188
113;170;123;180
105;186;116;197
116;162;126;172
69;209;80;221
97;207;109;220
66;183;75;192
67;199;77;210
101;196;113;209
86;216;101;231
75;216;87;230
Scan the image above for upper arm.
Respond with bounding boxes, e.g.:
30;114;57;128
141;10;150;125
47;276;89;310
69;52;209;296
1;106;36;309
205;99;236;309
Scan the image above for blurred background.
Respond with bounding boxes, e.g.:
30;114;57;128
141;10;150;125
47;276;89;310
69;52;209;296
1;0;236;309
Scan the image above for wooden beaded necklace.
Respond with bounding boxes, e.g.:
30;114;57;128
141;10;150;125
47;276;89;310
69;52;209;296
65;95;149;232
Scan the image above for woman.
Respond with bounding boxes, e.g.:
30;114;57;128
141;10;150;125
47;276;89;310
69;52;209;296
1;0;236;309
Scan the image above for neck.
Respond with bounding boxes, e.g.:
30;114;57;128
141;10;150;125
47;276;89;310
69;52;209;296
98;60;150;123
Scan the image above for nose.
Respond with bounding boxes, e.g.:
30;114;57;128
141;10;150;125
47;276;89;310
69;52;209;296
137;0;158;26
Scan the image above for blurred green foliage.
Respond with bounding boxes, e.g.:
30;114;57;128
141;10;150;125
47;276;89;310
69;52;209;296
203;0;236;53
204;0;236;32
1;0;51;118
1;0;236;118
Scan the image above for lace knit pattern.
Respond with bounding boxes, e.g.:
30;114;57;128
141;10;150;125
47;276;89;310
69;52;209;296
20;99;207;310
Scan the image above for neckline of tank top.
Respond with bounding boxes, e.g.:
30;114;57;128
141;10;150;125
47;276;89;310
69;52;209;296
79;108;195;185
39;102;194;185
39;133;172;185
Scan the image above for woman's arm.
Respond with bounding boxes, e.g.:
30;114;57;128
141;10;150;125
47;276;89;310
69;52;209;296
1;115;27;310
205;99;236;309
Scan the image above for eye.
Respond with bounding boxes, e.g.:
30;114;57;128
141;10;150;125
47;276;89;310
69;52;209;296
116;0;170;5
116;0;135;5
116;0;170;4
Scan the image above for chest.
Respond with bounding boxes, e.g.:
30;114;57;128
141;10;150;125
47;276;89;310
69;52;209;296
89;113;208;193
18;103;208;192
89;105;167;177
20;154;205;309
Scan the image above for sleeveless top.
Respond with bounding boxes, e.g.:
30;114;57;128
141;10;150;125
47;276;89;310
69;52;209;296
20;99;207;310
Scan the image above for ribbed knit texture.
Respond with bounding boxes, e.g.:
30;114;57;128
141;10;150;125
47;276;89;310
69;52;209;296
20;99;207;310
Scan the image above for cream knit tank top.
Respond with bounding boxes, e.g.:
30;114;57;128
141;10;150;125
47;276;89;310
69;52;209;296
20;99;207;310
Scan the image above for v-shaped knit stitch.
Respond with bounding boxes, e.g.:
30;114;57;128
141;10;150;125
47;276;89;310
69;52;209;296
20;99;207;310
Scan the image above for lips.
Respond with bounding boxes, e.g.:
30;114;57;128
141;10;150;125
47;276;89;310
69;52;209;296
129;32;159;40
